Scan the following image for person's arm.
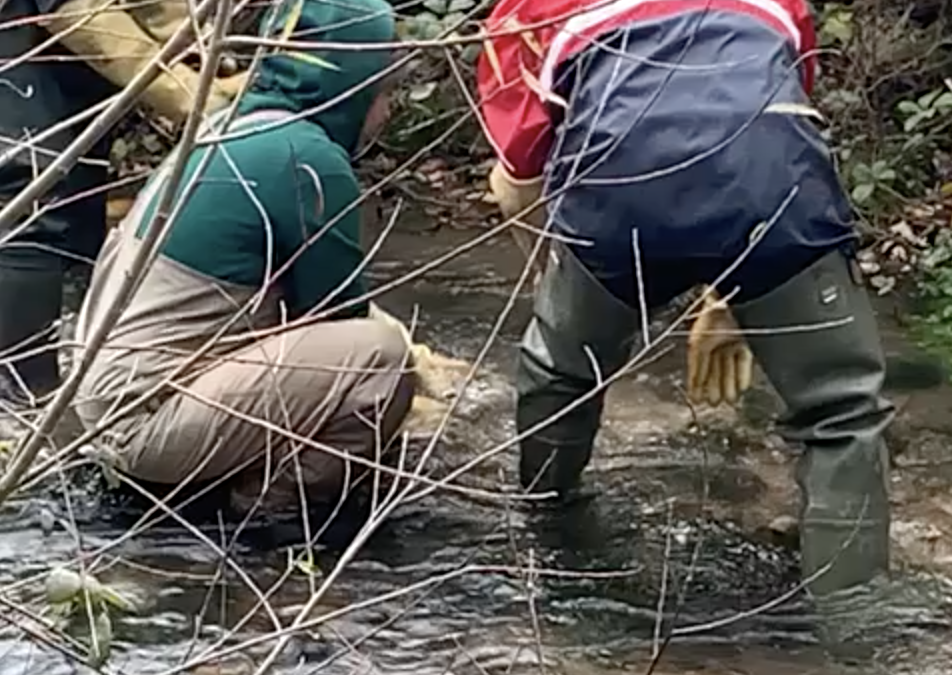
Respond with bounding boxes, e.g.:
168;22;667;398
123;0;196;44
475;0;564;182
788;0;818;95
38;0;245;125
269;152;369;321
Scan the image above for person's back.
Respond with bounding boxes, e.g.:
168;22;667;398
75;113;366;430
548;11;854;287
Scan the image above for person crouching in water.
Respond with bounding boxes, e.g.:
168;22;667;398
74;0;415;523
477;0;894;605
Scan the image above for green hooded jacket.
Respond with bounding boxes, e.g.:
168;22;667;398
132;0;395;319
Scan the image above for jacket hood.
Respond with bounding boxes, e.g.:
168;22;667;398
239;0;395;154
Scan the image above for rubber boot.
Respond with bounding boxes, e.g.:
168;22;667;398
516;241;640;498
730;248;893;604
0;249;65;408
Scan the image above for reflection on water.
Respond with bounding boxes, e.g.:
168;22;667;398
0;224;950;675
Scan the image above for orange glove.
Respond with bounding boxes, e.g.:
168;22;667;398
45;0;246;125
486;161;548;284
686;287;754;407
367;303;470;402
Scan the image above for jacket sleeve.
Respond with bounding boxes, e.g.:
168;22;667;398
475;0;582;181
784;0;818;94
268;149;368;321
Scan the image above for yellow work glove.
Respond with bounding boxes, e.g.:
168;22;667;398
487;161;548;284
367;303;471;402
686;287;754;407
45;0;247;126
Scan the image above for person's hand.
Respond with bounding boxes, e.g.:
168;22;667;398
686;287;754;406
153;66;248;125
487;161;543;221
486;161;548;285
367;303;471;401
199;71;248;118
212;70;249;102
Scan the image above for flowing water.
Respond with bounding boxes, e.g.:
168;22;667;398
1;214;952;674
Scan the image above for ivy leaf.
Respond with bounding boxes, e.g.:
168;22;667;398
852;183;874;205
409;82;437;102
821;10;853;44
920;90;941;109
897;100;922;116
935;92;952;110
423;0;447;14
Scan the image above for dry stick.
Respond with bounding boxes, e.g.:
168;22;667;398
161;564;649;675
652;500;675;660
220;0;625;54
0;0;220;504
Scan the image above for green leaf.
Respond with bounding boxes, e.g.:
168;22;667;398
935;92;952;109
902;132;926;151
110;138;129;162
820;9;853;44
851;182;874;204
851;162;873;182
142;133;163;154
443;11;467;26
294;547;322;578
88;611;112;668
897;100;922;116
449;0;476;10
46;568;82;604
98;585;137;613
423;0;447;14
904;112;926;132
460;43;481;64
920;90;941;109
409;82;437;102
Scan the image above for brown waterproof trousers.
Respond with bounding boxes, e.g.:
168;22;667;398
118;318;415;514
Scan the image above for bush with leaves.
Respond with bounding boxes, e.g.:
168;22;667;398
814;2;952;224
